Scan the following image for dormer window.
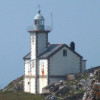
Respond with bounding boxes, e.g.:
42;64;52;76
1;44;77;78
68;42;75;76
63;50;67;56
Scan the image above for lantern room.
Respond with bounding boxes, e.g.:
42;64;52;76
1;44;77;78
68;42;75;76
34;10;44;31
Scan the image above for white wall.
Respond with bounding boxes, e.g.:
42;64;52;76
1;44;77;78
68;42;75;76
49;47;81;83
30;78;36;93
30;33;36;60
38;78;48;93
24;59;31;75
24;78;30;92
38;59;48;76
24;59;30;92
38;59;48;93
24;59;37;93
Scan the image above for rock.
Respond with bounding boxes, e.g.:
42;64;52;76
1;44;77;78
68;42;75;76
82;69;100;100
55;86;68;96
45;95;57;100
90;73;94;77
67;75;75;80
72;85;77;89
2;75;23;92
43;82;63;94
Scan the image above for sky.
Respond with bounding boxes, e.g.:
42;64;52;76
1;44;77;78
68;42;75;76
0;0;100;89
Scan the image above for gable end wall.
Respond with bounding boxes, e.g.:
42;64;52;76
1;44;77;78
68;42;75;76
49;47;81;83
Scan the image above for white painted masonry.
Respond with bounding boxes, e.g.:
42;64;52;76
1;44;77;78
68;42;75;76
37;59;48;93
38;59;48;76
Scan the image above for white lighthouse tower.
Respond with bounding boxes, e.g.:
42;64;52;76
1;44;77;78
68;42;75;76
24;10;51;94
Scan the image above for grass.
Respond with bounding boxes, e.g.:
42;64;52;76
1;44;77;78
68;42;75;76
0;91;45;100
0;73;89;100
60;89;85;99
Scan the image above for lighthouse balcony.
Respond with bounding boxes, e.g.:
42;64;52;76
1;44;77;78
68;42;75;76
27;26;52;33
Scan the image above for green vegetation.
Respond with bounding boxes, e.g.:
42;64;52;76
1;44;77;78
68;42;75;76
0;91;45;100
2;67;99;100
60;88;85;98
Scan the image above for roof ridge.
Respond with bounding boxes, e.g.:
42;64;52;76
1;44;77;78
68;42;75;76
23;44;83;60
50;44;65;45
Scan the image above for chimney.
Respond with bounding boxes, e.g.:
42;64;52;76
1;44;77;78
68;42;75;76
70;42;75;51
48;42;50;46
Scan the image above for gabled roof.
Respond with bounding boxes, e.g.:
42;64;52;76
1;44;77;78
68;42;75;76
39;44;65;59
23;44;83;60
23;53;30;60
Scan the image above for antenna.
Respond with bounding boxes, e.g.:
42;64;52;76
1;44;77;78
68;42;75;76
38;5;40;10
51;12;53;30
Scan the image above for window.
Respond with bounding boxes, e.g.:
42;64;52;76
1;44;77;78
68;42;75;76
34;19;44;25
63;50;67;56
41;62;44;75
38;20;44;25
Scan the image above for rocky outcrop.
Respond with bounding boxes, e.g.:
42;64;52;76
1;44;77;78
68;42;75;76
1;66;100;100
2;75;23;92
82;69;100;100
44;66;100;100
63;92;84;100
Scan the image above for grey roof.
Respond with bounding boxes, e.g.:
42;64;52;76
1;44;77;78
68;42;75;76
23;44;82;60
23;53;30;60
39;44;64;59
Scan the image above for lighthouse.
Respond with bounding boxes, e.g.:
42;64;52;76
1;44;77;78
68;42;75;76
24;9;86;94
24;10;51;93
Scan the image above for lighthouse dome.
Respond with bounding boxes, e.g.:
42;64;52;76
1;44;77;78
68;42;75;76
34;10;44;20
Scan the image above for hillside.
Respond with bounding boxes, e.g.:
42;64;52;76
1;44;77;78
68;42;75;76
0;91;45;100
2;66;100;92
3;75;23;92
1;66;100;100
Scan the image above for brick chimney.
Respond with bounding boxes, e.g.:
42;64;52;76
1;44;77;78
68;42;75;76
70;42;75;51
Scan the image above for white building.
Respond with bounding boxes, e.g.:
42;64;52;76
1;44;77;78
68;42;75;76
23;10;86;94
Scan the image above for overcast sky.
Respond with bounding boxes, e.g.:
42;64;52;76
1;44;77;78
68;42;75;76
0;0;100;89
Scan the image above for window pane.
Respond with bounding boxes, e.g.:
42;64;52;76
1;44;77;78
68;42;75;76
63;50;67;56
38;20;44;25
34;20;37;25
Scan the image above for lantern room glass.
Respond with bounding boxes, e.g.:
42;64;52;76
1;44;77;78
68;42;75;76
34;19;44;25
